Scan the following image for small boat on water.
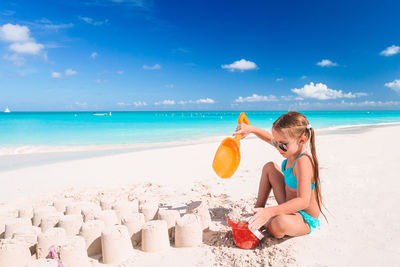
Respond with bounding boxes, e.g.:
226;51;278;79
4;107;10;113
92;112;112;116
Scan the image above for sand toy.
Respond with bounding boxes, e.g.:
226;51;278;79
212;112;250;178
226;213;264;249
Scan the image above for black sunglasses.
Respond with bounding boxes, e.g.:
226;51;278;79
271;139;288;152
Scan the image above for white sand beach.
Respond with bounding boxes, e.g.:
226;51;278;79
0;124;399;266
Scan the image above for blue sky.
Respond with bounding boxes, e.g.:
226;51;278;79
0;0;400;111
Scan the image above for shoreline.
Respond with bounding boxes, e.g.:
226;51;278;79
1;120;399;154
1;122;400;172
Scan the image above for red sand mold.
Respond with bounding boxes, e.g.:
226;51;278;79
226;216;261;249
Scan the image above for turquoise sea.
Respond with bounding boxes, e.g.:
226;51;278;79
1;111;400;146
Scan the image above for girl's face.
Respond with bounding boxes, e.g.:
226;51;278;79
272;127;306;157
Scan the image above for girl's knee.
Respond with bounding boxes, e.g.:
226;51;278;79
263;161;277;173
267;215;290;238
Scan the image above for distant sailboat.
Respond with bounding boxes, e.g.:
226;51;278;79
109;112;112;116
4;107;10;113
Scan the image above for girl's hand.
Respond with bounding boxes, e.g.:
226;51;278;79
233;123;253;139
248;207;274;231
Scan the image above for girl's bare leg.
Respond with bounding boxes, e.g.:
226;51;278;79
255;162;286;208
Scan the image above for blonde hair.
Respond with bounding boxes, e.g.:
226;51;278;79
273;111;328;223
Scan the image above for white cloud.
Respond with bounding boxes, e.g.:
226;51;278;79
316;59;338;67
385;79;400;93
301;75;308;80
165;84;175;88
9;42;43;54
143;64;161;70
276;78;283;82
222;59;258;72
0;24;30;42
74;101;88;107
3;53;25;66
91;52;98;59
154;100;175;105
118;101;148;107
1;10;15;16
133;101;147;106
51;72;62;78
235;94;278;103
380;45;400;57
43;52;48;61
94;79;108;84
65;68;77;76
280;95;304;101
33;19;74;30
0;24;44;56
117;102;130;106
116;70;124;75
194;98;215;103
178;98;215;104
78;16;108;26
338;100;400;107
291;82;367;100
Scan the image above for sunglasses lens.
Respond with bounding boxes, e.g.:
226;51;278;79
279;143;287;152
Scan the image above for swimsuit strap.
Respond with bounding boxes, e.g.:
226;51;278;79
292;151;305;167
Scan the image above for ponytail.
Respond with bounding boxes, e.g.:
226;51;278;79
309;127;329;223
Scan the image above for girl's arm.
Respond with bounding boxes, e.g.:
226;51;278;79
233;124;275;146
269;197;308;216
252;126;275;146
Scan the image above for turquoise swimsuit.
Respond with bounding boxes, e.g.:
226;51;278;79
281;151;321;234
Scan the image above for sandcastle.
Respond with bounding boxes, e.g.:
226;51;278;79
65;202;83;215
58;236;92;267
18;206;33;220
12;226;41;254
186;201;212;230
101;225;134;264
79;219;105;256
121;212;145;246
40;212;64;232
4;217;32;239
57;214;83;236
53;198;74;213
141;220;170;252
81;203;102;222
158;209;181;241
36;227;67;258
32;206;57;227
174;214;203;248
139;201;159;222
94;210;119;227
0;207;18;218
100;197;115;210
112;200;139;221
0;216;11;238
0;197;212;266
0;238;31;267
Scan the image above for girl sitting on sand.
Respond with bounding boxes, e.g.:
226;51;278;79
233;111;327;238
